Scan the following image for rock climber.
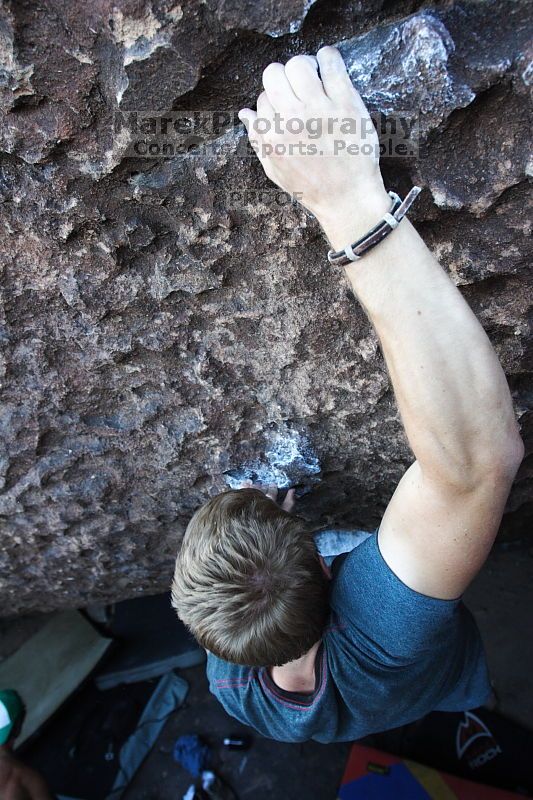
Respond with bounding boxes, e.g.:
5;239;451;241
171;48;523;743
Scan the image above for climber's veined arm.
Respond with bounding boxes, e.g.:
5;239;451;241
238;47;523;599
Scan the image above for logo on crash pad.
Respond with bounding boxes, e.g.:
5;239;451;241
456;711;501;767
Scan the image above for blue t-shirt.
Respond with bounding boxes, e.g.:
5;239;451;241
206;530;491;743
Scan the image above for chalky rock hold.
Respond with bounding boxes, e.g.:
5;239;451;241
337;12;475;138
336;4;532;211
223;425;321;495
0;1;530;614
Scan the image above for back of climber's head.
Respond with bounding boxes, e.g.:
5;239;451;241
171;488;329;666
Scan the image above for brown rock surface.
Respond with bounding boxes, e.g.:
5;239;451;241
0;0;531;614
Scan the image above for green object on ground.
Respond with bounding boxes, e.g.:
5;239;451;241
0;689;24;745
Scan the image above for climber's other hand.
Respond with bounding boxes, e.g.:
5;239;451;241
238;481;296;513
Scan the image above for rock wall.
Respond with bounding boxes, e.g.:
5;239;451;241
0;0;531;615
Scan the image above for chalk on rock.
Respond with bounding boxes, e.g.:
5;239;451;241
223;426;321;495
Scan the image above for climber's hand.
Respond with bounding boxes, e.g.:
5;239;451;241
238;46;390;239
239;481;296;513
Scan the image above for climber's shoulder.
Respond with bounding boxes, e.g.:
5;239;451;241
376;459;518;600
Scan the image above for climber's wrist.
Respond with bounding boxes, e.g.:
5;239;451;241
316;181;391;252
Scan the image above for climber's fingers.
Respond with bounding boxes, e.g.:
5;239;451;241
281;488;296;513
237;108;257;134
238;107;270;166
240;93;276;166
262;62;301;111
265;484;278;502
316;46;366;112
256;90;275;123
237;481;294;513
283;55;327;104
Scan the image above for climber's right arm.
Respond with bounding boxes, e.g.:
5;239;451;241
338;209;523;599
239;46;524;600
323;197;523;600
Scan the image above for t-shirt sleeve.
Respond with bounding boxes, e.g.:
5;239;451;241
331;530;462;663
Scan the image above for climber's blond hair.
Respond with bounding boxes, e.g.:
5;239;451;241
171;488;329;666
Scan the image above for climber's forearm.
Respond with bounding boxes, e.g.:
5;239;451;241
320;190;523;489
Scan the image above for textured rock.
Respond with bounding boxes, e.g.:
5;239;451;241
0;0;531;615
207;0;319;37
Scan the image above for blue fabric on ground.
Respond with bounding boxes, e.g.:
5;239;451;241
107;672;189;800
173;734;210;777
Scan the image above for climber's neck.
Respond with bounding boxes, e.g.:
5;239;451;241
268;640;321;694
